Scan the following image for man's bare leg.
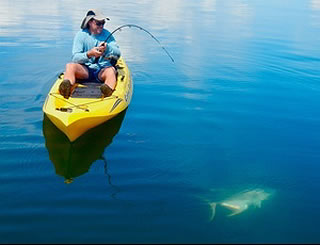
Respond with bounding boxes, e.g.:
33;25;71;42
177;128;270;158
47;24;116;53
59;63;89;98
98;66;117;97
64;63;89;85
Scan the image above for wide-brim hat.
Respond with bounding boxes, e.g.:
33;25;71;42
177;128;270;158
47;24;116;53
80;9;110;29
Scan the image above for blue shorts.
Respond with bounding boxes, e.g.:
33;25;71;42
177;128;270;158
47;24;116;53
80;65;116;83
85;66;104;83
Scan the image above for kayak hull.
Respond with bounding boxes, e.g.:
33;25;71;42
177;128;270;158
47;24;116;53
43;57;132;142
45;113;116;142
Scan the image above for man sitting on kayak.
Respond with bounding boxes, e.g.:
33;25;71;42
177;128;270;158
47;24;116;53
59;9;121;99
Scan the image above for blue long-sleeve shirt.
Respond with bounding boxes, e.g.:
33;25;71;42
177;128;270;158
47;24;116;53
72;28;121;69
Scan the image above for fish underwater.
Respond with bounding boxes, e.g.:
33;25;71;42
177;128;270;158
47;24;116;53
208;188;273;221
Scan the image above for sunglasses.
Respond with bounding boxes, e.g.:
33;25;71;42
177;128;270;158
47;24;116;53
94;20;105;27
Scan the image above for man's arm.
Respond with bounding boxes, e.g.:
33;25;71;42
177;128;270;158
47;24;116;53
71;32;90;63
105;34;121;58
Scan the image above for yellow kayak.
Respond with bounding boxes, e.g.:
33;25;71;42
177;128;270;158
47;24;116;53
43;57;133;142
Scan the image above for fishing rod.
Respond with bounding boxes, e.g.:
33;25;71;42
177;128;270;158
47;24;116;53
94;24;175;63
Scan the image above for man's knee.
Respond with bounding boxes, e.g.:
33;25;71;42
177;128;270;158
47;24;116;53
104;67;116;76
66;63;77;72
99;67;116;81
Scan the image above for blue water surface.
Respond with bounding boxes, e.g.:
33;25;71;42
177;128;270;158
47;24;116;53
1;0;320;243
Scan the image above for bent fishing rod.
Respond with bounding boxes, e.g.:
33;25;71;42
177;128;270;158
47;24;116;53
94;24;175;63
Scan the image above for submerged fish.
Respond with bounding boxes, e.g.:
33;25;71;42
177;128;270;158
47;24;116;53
209;188;272;221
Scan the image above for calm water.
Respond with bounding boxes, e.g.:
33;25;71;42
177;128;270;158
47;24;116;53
1;0;320;243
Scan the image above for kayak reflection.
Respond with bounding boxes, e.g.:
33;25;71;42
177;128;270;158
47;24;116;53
43;109;127;184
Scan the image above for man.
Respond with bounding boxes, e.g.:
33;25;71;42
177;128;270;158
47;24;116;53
59;9;121;99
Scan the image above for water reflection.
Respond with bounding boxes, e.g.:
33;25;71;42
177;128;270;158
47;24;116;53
42;110;127;184
311;0;320;9
311;0;320;26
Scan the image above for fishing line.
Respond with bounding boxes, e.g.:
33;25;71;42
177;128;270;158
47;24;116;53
94;24;175;63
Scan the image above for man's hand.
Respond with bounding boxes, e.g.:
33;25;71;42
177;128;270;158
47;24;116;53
87;43;107;58
98;42;107;53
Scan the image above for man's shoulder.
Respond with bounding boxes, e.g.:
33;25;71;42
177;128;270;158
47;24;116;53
101;29;115;41
75;29;90;38
102;28;111;34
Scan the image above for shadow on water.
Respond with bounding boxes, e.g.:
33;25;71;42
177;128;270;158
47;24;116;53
42;110;127;186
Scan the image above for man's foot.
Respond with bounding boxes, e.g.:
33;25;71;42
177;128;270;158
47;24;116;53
59;79;72;99
100;84;114;97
